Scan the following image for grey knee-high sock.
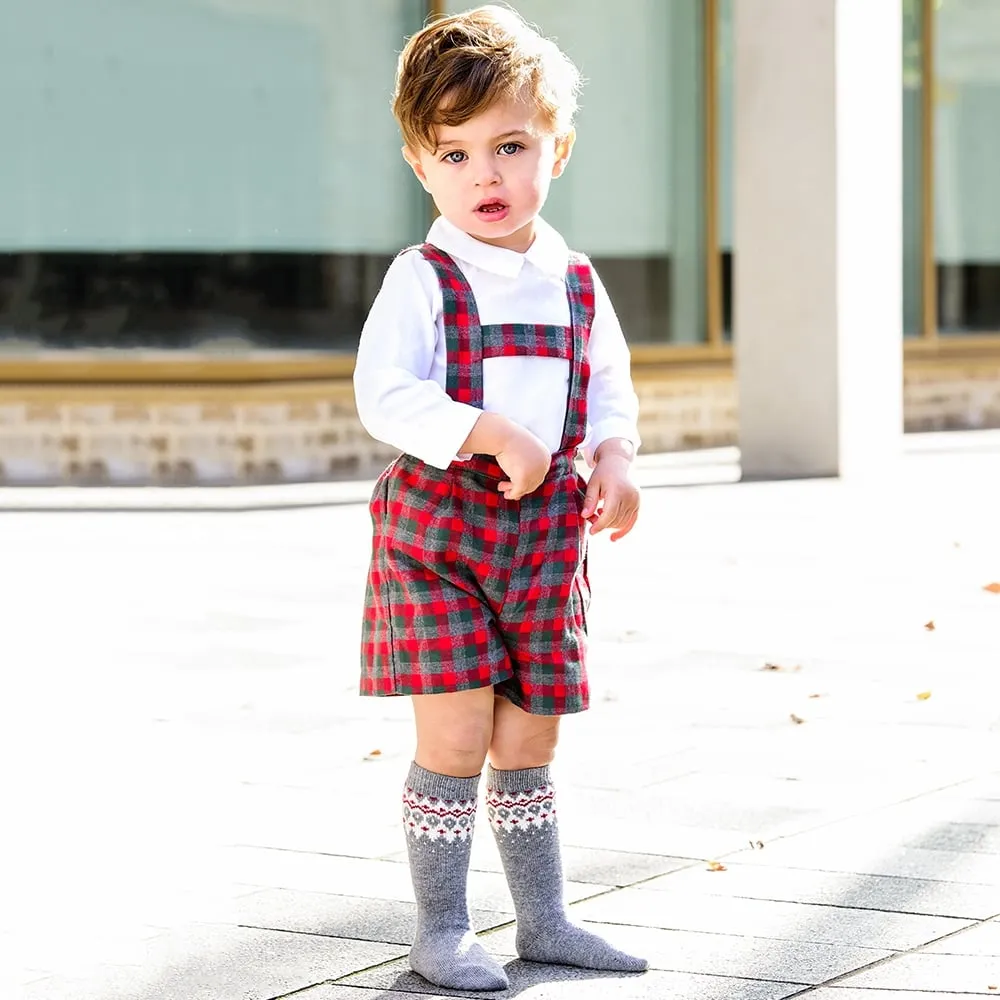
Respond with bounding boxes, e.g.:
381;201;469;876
403;762;508;991
486;764;647;973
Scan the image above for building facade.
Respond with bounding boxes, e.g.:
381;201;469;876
1;0;996;484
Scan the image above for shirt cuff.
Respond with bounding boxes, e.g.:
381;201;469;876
580;420;642;467
416;403;484;471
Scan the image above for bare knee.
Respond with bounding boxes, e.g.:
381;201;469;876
489;696;560;771
417;727;491;777
412;689;495;777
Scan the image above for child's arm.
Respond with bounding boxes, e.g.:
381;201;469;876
354;251;550;495
580;268;642;541
354;251;485;470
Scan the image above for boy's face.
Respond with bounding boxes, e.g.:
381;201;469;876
403;94;574;253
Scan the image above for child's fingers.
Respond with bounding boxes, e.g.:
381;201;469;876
581;477;604;519
588;498;622;534
610;510;639;541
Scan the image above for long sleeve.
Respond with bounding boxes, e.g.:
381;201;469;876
581;266;642;465
353;251;483;470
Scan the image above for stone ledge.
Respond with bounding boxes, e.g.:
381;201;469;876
2;362;999;485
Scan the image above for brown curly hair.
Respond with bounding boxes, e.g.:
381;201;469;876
393;5;581;152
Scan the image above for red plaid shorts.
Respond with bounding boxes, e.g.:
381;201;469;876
359;243;595;716
361;452;591;715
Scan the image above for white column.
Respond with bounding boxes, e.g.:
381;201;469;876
733;0;903;479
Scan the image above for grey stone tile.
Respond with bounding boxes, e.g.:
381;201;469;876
223;845;606;911
532;847;694;887
225;888;513;944
560;785;826;843
924;920;1000;956
638;861;1000;919
338;955;801;999
385;839;671;890
478;921;891;984
907;823;1000;856
571;885;971;950
807;991;983;999
735;835;1000;885
18;925;405;1000
841;953;1000;993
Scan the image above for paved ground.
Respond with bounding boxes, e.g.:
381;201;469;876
3;431;999;1000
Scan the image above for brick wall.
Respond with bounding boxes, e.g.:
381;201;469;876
2;360;999;485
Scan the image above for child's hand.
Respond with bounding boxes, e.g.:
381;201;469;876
496;425;552;500
581;453;640;541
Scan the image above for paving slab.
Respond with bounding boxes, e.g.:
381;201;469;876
733;836;1000;885
638;861;1000;919
807;991;988;999
220;886;513;944
923;920;1000;956
383;842;695;887
220;845;609;912
18;925;405;1000
906;823;1000;856
477;922;892;984
838;952;1000;993
570;885;972;950
336;955;800;999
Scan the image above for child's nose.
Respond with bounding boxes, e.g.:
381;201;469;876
474;160;502;186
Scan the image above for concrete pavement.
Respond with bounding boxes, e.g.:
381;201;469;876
3;431;999;999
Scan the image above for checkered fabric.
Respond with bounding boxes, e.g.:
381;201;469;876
360;244;595;715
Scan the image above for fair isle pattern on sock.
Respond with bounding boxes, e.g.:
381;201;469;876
403;786;477;844
485;782;556;834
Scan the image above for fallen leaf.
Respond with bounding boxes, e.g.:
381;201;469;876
988;986;997;992
790;713;806;725
808;693;822;699
984;583;1000;594
916;691;932;701
368;749;382;756
748;839;765;850
762;662;802;672
707;860;727;872
924;620;936;631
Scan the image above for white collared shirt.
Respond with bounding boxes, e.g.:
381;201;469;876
353;215;641;470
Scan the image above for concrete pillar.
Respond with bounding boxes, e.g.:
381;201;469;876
734;0;903;479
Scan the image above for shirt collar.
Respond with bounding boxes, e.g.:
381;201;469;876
426;215;570;279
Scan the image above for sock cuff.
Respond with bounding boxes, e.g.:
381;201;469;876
486;764;552;794
405;761;480;803
485;765;557;834
403;763;479;844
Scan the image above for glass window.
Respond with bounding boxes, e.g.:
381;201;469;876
0;0;427;354
934;0;1000;333
443;0;708;344
718;0;733;340
903;0;925;337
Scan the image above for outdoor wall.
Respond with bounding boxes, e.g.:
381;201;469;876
2;364;998;486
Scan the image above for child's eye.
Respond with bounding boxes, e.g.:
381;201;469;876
442;150;467;164
498;142;523;156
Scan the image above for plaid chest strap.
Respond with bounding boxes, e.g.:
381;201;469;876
418;243;594;452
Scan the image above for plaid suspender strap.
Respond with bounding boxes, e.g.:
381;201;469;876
416;243;596;454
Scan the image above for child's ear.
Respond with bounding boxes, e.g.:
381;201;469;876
402;146;431;191
551;130;576;179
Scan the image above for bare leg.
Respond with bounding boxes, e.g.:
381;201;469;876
488;693;560;770
404;687;507;991
412;687;496;777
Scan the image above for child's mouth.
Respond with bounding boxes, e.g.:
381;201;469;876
475;200;510;221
